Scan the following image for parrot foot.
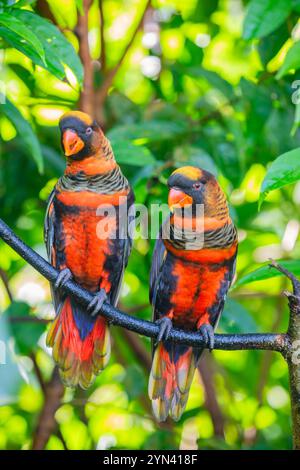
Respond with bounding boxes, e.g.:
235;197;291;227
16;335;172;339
55;268;73;290
199;324;215;351
87;288;107;317
155;317;173;344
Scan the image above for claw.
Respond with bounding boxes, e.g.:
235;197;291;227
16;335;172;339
55;268;73;290
87;288;107;317
199;324;215;351
155;317;173;344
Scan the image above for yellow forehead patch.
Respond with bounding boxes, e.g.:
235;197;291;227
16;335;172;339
172;166;202;180
59;110;93;125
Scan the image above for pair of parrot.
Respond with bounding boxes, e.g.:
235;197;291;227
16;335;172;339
45;111;238;422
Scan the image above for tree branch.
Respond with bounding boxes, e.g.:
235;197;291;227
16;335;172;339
76;0;94;116
0;268;13;302
198;357;225;438
32;367;64;450
99;0;106;72
121;329;152;371
0;218;288;353
30;352;47;396
256;279;287;405
95;0;151;118
3;218;300;446
269;261;300;450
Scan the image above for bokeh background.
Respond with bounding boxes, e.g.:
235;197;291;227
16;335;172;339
1;0;300;450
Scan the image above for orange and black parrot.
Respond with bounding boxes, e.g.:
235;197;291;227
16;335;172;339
149;166;238;421
44;111;134;389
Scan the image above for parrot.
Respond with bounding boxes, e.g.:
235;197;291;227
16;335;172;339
148;166;238;421
44;110;134;389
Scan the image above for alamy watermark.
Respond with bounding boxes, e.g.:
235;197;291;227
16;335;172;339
292;80;300;105
95;199;205;249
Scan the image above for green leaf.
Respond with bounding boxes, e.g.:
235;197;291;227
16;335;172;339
4;302;45;355
41;144;65;174
11;0;36;8
123;365;146;400
259;147;300;204
0;12;45;63
188;67;234;99
292;0;300;13
221;299;258;334
277;41;300;79
0;98;44;172
240;77;272;134
107;121;187;144
235;260;300;288
180;39;203;67
192;0;219;22
258;22;289;67
3;9;83;86
213;141;242;187
173;145;218;175
110;139;156;166
243;0;292;40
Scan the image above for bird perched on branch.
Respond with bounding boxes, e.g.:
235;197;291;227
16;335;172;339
44;111;134;389
149;166;238;421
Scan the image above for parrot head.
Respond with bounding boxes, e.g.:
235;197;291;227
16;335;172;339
59;111;104;160
167;166;228;219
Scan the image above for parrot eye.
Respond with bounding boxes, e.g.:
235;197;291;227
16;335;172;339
86;127;93;135
193;183;201;190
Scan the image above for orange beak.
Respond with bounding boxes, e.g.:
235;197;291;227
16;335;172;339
62;129;84;156
168;188;193;210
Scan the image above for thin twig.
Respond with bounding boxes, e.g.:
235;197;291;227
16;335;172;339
256;278;287;404
113;334;152;414
76;0;94;116
122;329;152;371
269;260;300;297
120;302;149;315
198;356;225;438
99;0;106;72
198;96;239;125
30;353;47;395
231;292;279;299
269;261;300;450
56;428;68;450
0;268;13;302
95;0;151;115
36;0;56;24
32;367;64;450
8;316;49;324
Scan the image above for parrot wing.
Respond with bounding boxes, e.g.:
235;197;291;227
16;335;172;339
149;228;166;308
44;189;55;261
44;188;63;312
109;189;135;307
209;242;238;329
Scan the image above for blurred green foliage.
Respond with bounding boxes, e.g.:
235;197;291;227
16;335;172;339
1;0;300;451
